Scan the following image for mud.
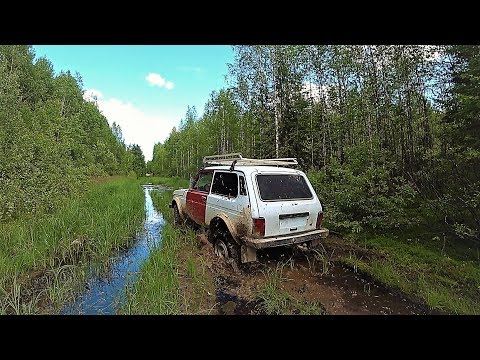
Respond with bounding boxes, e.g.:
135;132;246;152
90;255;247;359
215;278;263;315
195;233;434;315
282;259;428;315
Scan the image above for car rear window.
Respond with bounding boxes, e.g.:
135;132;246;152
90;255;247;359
256;174;313;201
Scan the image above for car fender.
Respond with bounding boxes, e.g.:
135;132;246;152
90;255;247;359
172;197;186;220
212;213;241;245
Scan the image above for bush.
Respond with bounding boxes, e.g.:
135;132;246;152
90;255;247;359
308;144;417;233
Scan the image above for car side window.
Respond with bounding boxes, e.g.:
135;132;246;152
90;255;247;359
193;172;213;192
239;176;247;196
211;172;238;198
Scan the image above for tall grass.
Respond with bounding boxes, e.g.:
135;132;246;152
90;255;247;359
122;190;213;314
340;234;480;314
0;177;145;313
122;223;182;314
150;190;175;222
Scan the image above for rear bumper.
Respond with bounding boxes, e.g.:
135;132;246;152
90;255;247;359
243;228;329;249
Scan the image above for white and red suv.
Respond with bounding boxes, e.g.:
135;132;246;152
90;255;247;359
170;154;329;265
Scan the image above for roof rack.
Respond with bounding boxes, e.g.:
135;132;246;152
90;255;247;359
203;153;298;169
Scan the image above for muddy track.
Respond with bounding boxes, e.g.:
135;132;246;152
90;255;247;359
194;234;434;315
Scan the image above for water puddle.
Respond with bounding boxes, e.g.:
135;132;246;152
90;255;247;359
215;289;263;315
215;276;263;315
61;184;168;315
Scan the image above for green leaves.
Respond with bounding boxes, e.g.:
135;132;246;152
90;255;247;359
127;144;146;178
308;144;417;233
0;46;137;221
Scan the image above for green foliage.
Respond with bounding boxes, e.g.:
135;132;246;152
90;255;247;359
308;143;417;233
150;92;246;179
150;190;175;222
148;45;478;248
148;46;442;232
427;45;480;244
127;144;146;178
0;45;143;221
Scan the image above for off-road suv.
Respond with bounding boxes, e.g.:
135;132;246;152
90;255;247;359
170;153;329;266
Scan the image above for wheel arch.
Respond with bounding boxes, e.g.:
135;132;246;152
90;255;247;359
209;214;240;245
172;198;185;220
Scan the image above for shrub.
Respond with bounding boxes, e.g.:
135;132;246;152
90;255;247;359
308;144;417;233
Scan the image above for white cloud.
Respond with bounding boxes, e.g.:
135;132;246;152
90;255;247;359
83;88;103;102
91;95;179;161
146;73;165;87
146;72;174;90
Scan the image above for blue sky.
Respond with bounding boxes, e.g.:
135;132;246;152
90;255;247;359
33;45;235;160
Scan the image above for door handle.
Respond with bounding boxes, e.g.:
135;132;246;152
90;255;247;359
201;195;207;201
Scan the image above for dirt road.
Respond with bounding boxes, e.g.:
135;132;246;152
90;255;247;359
186;234;432;315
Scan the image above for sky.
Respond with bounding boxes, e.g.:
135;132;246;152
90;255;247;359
33;45;235;161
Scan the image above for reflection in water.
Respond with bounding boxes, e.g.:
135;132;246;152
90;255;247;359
61;185;167;315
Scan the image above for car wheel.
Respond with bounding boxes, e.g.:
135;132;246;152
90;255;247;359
227;241;241;273
172;203;184;226
214;233;241;273
214;239;229;259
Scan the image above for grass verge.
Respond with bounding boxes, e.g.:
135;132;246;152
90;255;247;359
122;190;215;314
339;233;480;314
0;177;145;314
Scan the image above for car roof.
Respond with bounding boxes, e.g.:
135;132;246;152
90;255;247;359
203;165;303;176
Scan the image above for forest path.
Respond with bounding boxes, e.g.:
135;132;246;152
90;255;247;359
192;234;433;315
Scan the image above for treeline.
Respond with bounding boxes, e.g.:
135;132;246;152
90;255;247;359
151;46;446;175
0;45;145;221
149;45;479;243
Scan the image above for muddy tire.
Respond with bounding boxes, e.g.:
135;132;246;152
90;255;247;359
213;233;241;273
291;244;308;258
185;217;200;231
214;239;229;258
172;203;184;227
227;242;241;273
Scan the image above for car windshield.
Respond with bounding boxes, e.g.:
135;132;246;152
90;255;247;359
256;174;313;201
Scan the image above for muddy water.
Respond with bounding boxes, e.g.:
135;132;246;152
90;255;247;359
61;185;167;315
215;275;264;315
209;245;433;315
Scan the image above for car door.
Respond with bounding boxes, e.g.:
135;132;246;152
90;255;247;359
186;170;213;225
205;171;249;226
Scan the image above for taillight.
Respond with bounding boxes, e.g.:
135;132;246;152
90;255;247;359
316;212;324;229
253;218;265;237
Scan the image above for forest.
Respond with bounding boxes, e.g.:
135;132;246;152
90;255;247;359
0;45;146;221
1;45;480;315
148;45;480;246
